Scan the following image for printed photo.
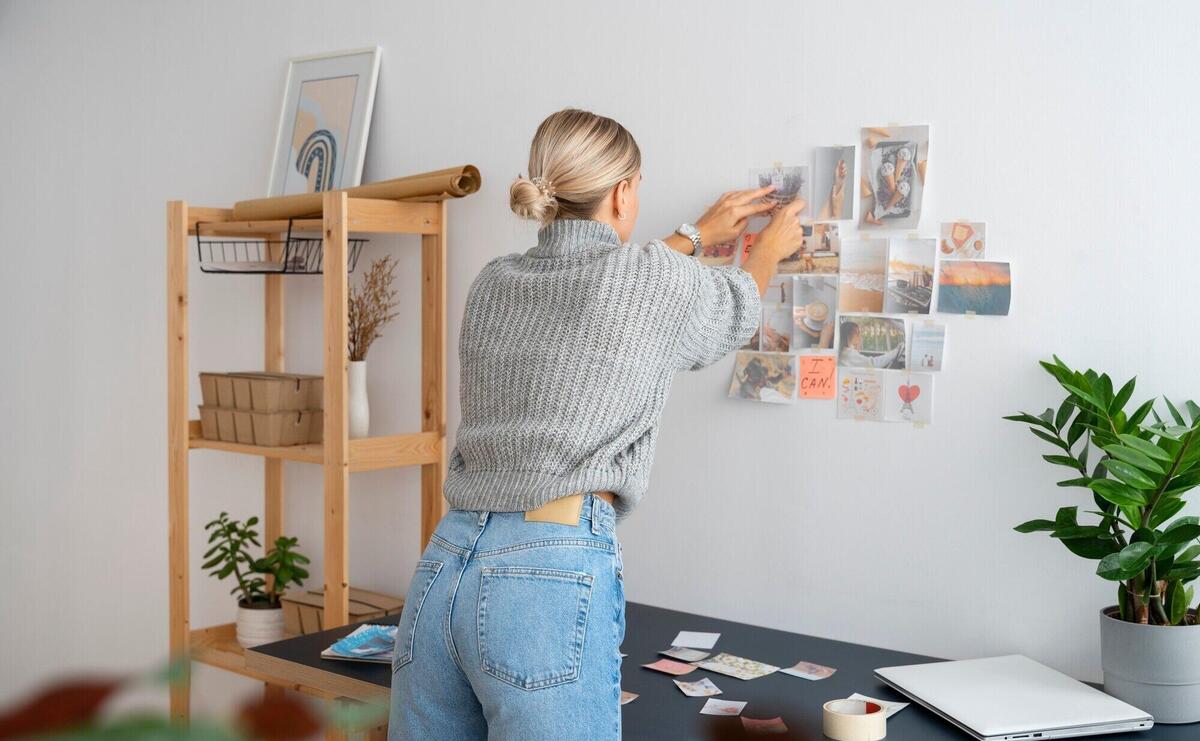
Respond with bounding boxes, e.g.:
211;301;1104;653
838;315;906;370
884;372;934;424
698;238;739;266
759;276;794;352
884;238;935;314
728;351;797;404
940;221;986;259
838;238;887;312
813;145;856;222
860;125;929;230
837;368;883;421
909;323;946;371
763;223;840;275
937;261;1012;315
792;275;837;352
750;165;811;218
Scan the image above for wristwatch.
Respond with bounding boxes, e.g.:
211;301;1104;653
676;223;703;256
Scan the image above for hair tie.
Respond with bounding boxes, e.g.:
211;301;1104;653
530;176;556;199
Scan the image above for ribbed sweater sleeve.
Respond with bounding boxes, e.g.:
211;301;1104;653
672;259;762;371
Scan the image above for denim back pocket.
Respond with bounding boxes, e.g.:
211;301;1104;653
392;559;444;673
477;566;594;690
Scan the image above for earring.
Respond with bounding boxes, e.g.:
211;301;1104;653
617;212;627;221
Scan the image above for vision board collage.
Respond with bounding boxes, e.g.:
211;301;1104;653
724;125;1013;425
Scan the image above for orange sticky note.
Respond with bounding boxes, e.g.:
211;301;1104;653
799;356;837;399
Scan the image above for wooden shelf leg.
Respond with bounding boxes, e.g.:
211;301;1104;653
167;200;191;724
420;203;449;547
264;248;285;589
322;192;350;629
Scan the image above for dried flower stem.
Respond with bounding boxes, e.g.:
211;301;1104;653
348;255;400;362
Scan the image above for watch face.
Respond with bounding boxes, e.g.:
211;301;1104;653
678;223;698;238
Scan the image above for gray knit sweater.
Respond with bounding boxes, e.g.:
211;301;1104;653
443;218;761;519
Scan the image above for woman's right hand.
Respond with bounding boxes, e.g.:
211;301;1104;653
753;197;808;262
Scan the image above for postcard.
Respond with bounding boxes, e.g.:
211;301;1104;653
909;323;946;370
884;238;935;314
728;352;797;404
620;690;638;705
860;124;929;230
793;275;837;351
700;698;748;717
750;165;810;218
642;658;696;676
884;372;934;424
838;315;906;370
813;145;856;222
766;223;841;275
847;693;910;718
741;716;788;734
693;652;780;681
937;260;1012;315
838;239;887;313
780;660;837;680
760;276;795;352
661;646;710;662
837;369;884;421
698;238;740;266
799;355;837;400
674;677;723;697
671;630;721;649
940;221;986;259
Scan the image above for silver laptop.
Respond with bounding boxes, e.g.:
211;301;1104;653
874;654;1152;740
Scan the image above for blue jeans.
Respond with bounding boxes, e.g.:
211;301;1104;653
388;494;625;740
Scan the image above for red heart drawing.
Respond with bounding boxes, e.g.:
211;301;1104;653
898;384;920;403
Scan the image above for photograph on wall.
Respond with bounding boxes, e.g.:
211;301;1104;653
837;368;883;421
838;238;887;312
937;261;1012;315
792;275;837;352
909;323;946;371
760;276;795;352
728;351;797;404
813;145;856;222
762;223;840;275
859;124;929;230
884;372;934;424
884;238;935;314
268;47;382;197
750;165;811;218
838;315;906;370
939;221;986;259
698;238;739;266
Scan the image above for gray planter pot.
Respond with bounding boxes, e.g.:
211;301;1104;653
1100;607;1200;723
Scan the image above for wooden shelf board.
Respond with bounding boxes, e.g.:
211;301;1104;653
189;623;333;699
188;422;441;470
188;198;440;236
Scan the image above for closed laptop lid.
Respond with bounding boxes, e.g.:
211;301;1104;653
875;654;1151;737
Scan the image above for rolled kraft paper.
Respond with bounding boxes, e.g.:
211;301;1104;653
822;699;887;741
230;165;482;221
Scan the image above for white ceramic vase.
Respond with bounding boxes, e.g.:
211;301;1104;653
1100;607;1200;723
349;360;369;438
236;603;285;648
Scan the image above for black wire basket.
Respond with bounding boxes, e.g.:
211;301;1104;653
196;219;367;274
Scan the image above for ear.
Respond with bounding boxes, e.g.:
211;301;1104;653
614;178;631;213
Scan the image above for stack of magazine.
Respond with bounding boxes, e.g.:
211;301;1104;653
320;624;397;664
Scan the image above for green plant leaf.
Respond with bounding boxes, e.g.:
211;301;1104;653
1147;498;1185;530
1117;433;1172;462
1015;519;1057;533
1111;377;1136;414
1165;398;1186;425
1063;383;1105;410
1061;536;1117;560
1055;506;1079;526
1187;401;1200;425
1168;562;1200;582
1044;454;1081;469
1128;398;1157;427
1055;399;1074;431
1051;526;1108;540
1058;477;1092;488
1097;553;1130;580
1161;518;1200;544
1118;582;1129;621
1097;374;1114;405
1032;428;1069;451
1118;541;1155;573
1169;580;1188;624
1103;445;1166;475
1088;479;1149;507
1004;412;1054;430
1166;469;1200;495
1102;459;1158;490
1121;504;1143;529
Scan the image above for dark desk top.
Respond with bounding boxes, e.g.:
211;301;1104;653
251;601;1190;740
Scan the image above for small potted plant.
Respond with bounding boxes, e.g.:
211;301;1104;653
1007;357;1200;722
203;512;310;648
346;255;400;438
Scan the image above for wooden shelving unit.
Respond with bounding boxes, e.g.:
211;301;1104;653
166;191;456;726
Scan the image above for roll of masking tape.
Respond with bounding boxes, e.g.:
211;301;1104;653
822;698;887;741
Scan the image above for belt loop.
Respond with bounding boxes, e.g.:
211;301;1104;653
590;497;602;536
478;511;489;528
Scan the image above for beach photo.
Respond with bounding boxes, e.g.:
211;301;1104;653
750;165;810;218
937;260;1012;315
813;145;856;222
860;124;929;230
728;351;797;404
838;315;906;370
837;238;887;312
792;275;837;352
939;221;986;259
884;238;935;314
837;368;883;421
909;323;946;370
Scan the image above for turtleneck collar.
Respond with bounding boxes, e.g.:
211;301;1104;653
528;219;623;258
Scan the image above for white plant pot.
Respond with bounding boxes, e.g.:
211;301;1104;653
1100;607;1200;723
236;603;285;648
349;360;370;439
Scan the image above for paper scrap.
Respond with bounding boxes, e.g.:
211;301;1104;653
660;646;710;662
700;698;747;717
780;660;836;680
847;693;909;718
620;690;638;705
673;677;723;697
642;658;696;676
741;716;788;734
671;631;721;650
799;355;837;399
693;652;779;681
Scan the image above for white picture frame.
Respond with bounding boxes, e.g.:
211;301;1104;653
267;46;381;197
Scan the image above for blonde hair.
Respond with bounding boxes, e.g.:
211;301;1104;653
510;108;641;225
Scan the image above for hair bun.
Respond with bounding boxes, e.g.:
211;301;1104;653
510;175;559;225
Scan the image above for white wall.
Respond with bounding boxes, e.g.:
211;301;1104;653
3;0;1199;715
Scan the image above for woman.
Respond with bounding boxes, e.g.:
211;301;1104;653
838;320;903;368
388;108;805;740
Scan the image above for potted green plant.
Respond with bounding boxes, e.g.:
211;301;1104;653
203;512;310;648
1006;357;1200;722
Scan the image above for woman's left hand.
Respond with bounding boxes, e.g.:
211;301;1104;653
695;187;777;246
